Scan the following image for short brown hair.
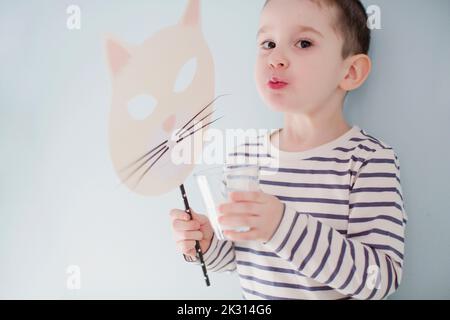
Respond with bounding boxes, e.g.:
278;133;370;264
263;0;371;58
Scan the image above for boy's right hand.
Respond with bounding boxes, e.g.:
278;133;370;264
170;208;214;259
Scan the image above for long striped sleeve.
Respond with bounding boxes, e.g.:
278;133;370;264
262;147;407;299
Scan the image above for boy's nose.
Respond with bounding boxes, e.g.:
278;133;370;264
271;60;287;69
269;55;288;69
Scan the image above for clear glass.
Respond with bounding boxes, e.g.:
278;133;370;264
194;164;260;240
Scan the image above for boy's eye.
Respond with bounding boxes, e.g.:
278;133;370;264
297;40;312;49
260;40;276;50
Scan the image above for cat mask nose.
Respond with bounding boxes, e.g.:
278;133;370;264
162;114;176;134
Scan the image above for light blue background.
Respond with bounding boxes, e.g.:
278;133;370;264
0;0;449;299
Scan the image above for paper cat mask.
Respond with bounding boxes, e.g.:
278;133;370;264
105;0;222;196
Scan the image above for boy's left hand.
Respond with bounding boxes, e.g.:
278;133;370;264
217;191;284;243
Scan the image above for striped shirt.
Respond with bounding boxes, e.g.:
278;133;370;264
191;125;407;300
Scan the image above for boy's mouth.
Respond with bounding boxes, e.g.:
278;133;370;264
268;77;288;90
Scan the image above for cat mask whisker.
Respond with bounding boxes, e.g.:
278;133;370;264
176;116;224;143
121;143;168;186
174;94;230;137
177;109;216;138
119;140;168;174
134;146;170;189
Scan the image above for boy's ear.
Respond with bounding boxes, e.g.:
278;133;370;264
339;54;372;92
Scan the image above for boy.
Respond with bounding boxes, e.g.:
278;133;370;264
170;0;406;299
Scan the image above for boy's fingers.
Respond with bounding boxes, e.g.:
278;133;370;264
218;214;256;228
191;211;209;225
177;240;196;258
174;230;203;242
170;209;190;222
172;219;200;231
218;202;258;215
170;208;208;224
184;248;197;257
223;228;259;241
229;191;265;203
177;240;196;253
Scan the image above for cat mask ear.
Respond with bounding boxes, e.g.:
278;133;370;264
104;35;132;76
178;0;201;28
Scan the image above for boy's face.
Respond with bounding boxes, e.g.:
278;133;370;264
254;0;347;114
